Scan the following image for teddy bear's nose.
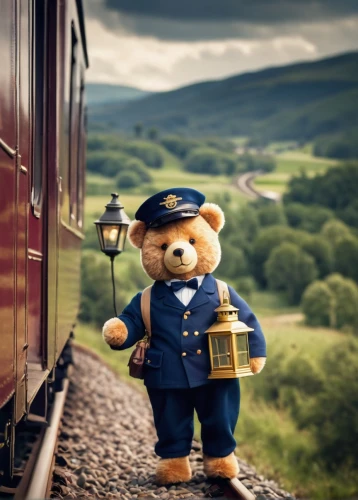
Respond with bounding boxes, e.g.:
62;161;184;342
173;248;184;257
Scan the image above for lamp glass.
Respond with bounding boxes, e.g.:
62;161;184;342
211;335;232;368
236;334;250;367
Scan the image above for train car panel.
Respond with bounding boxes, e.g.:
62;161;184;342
0;0;17;411
15;0;32;423
57;0;86;358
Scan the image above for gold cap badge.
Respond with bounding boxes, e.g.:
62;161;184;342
159;194;183;209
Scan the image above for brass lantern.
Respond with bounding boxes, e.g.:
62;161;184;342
94;193;131;257
205;293;253;379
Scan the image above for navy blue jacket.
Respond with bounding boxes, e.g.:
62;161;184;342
113;274;266;389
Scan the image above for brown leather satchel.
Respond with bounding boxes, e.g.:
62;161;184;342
127;285;152;379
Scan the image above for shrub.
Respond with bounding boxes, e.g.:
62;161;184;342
301;281;335;327
116;170;141;189
265;242;318;304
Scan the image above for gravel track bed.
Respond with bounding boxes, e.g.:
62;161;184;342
51;348;295;499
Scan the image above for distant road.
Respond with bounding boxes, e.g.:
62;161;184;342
236;171;281;203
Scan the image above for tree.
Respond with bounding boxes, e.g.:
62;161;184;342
256;203;287;227
184;148;237;176
299;337;358;469
320;219;351;246
325;273;358;330
124;141;164;169
334;236;358;283
301;281;335;327
284;203;334;233
116;170;141;189
148;127;159;141
251;226;310;286
265;242;318;304
301;235;333;279
134;122;143;138
122;158;152;183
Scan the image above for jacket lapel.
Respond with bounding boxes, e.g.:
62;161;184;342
153;274;217;312
186;274;216;311
154;280;185;311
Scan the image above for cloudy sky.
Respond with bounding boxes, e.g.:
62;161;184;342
85;0;358;91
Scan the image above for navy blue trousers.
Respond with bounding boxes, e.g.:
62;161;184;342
147;379;240;459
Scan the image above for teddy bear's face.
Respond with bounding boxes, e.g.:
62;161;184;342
128;203;225;282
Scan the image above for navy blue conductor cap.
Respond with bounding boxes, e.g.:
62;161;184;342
135;188;205;228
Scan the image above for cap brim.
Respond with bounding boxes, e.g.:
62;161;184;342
148;209;199;228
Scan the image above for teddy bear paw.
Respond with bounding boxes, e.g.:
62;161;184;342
155;457;192;485
203;452;239;479
250;357;266;374
102;317;128;347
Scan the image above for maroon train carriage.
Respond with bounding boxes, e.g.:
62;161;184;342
0;0;88;482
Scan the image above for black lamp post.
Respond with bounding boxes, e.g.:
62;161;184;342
94;193;131;315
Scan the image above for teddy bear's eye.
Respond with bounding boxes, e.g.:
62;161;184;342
161;243;168;250
189;238;196;245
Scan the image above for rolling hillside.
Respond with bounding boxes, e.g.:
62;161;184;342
88;52;358;142
86;83;153;105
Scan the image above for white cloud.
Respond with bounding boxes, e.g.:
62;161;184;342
86;15;357;91
86;18;324;90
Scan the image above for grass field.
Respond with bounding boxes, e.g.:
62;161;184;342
253;150;340;196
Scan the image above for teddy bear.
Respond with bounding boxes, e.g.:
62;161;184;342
102;187;266;485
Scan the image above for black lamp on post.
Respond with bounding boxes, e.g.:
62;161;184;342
94;193;131;316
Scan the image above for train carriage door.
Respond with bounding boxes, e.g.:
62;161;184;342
27;0;48;382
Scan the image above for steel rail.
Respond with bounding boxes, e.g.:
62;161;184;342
25;378;70;500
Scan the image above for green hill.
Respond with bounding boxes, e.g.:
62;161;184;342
86;83;153;105
88;52;358;142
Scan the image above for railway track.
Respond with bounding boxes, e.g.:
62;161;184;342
0;377;70;500
236;171;281;203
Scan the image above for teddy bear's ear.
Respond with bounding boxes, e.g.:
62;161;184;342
128;220;147;249
199;203;225;233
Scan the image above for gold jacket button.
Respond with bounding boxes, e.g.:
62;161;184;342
182;352;187;357
183;331;189;337
147;360;151;363
197;349;202;355
194;331;199;336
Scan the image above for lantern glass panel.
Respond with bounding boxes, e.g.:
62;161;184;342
236;335;249;367
118;225;128;252
211;336;231;368
102;225;120;249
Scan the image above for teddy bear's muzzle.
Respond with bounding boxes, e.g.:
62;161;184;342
164;241;198;274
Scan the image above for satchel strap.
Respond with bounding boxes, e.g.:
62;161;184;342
215;279;230;304
140;285;152;337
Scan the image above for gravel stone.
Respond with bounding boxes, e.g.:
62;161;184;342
51;347;295;499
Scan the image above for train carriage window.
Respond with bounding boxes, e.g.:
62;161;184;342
69;24;79;224
76;77;85;228
31;0;46;216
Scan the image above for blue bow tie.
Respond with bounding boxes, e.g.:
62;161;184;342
171;278;199;292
